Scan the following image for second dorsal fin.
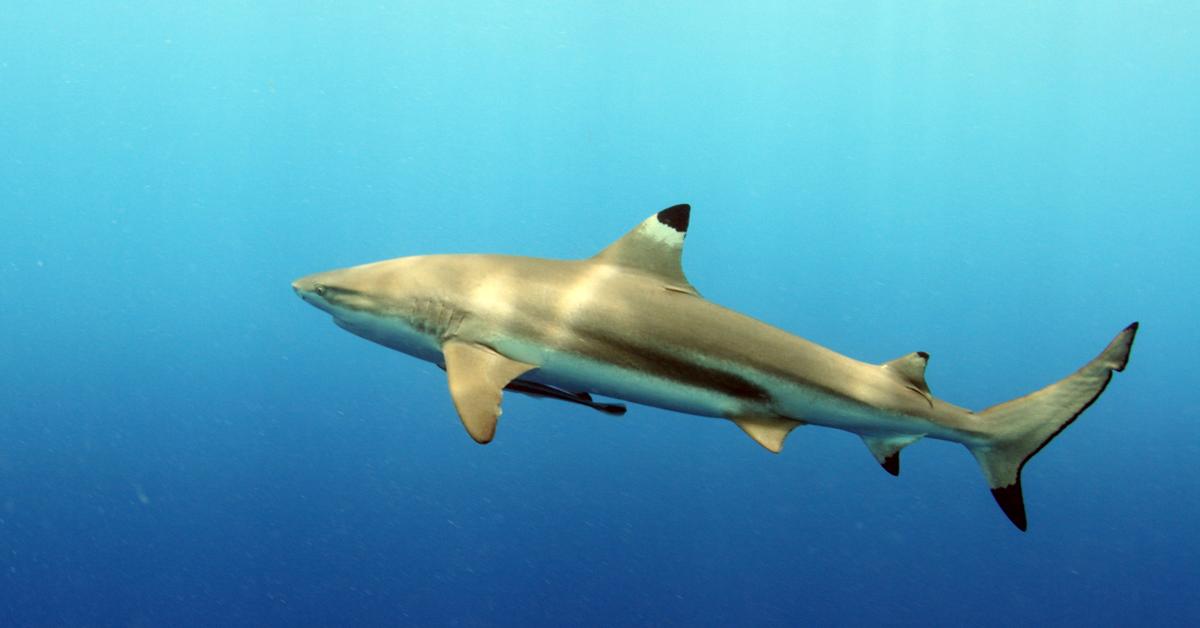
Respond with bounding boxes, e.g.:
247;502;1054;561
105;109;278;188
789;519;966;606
592;204;697;294
882;351;932;400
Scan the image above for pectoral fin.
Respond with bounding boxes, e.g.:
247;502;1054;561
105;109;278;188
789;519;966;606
442;340;536;444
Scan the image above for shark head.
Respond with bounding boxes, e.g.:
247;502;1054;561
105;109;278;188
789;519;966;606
291;266;378;317
292;256;449;362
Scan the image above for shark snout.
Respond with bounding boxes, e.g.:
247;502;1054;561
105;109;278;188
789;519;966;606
292;271;329;295
292;271;341;314
291;277;311;297
291;274;323;306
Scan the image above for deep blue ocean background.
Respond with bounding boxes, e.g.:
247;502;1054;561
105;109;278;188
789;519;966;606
2;2;1197;626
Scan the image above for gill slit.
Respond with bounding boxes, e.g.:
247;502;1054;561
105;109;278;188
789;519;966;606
409;297;466;341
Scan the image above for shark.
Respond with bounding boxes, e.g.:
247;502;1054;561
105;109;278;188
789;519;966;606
293;205;1137;530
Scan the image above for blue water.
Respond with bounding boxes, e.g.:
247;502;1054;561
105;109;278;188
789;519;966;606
2;2;1197;626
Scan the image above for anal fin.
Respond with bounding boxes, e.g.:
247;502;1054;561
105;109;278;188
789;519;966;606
862;434;924;476
730;414;805;453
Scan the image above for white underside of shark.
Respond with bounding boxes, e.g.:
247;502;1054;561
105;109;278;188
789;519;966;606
294;205;1137;530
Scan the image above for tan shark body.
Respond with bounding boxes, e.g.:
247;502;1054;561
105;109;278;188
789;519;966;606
293;205;1137;530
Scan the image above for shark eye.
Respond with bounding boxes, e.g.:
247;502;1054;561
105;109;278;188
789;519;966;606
314;284;328;296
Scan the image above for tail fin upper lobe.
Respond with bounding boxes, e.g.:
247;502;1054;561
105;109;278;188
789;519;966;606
968;322;1138;531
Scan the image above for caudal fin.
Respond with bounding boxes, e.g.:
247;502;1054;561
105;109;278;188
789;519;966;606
968;322;1138;531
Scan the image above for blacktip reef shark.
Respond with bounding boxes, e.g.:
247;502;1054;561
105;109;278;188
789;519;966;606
293;205;1137;530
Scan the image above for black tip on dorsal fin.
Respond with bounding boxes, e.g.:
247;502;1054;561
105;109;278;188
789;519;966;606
991;481;1028;531
881;453;900;476
593;204;698;294
656;204;690;233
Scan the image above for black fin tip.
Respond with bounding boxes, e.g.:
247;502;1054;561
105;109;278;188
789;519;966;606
991;481;1028;531
881;453;900;476
656;204;690;233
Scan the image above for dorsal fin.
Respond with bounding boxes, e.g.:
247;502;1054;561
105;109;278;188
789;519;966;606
882;351;932;402
593;204;697;294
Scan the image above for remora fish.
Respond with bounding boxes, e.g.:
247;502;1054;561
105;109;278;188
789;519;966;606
293;205;1137;530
